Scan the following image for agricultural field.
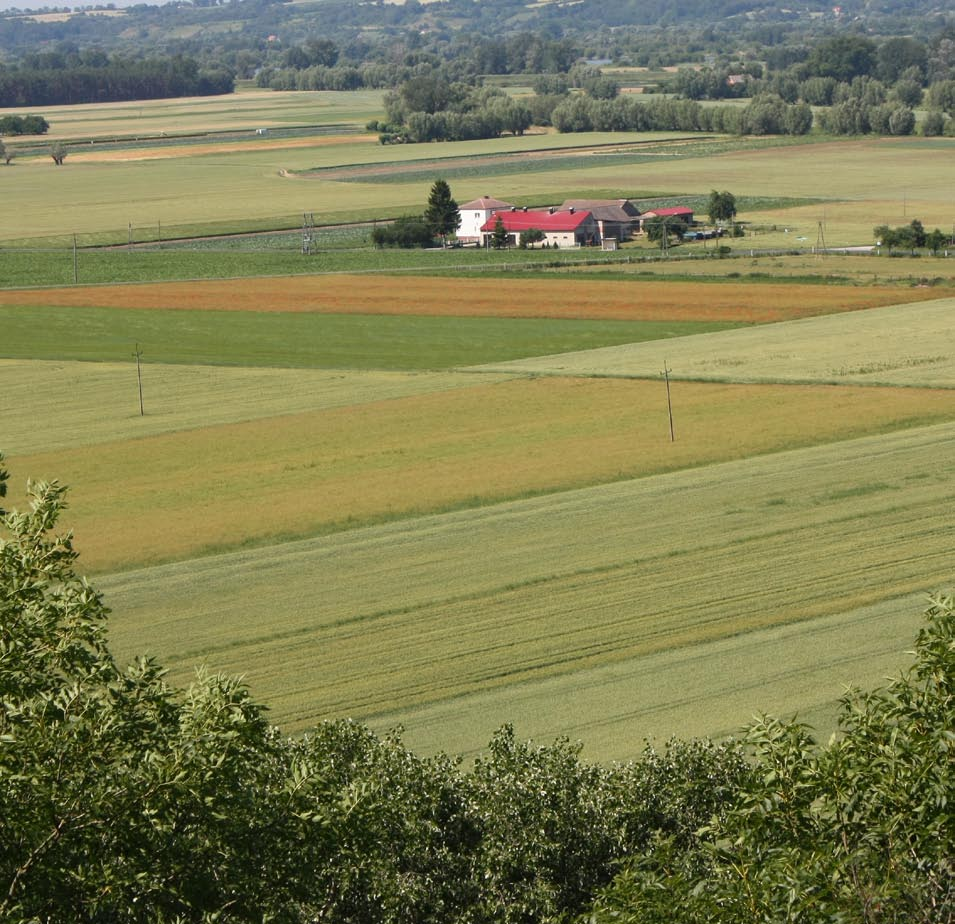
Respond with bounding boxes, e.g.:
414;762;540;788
94;420;955;758
3;91;955;760
479;297;955;387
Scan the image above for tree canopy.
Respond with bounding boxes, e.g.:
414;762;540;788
707;189;737;225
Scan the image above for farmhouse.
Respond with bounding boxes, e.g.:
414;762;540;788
558;199;641;242
480;207;600;248
457;195;515;244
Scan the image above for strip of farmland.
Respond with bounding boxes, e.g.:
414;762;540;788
97;421;955;756
0;276;940;323
9;378;955;572
475;296;955;388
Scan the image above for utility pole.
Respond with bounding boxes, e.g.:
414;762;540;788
132;342;144;416
662;360;674;442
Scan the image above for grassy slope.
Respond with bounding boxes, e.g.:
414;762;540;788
96;421;955;753
0;360;517;454
5;96;955;760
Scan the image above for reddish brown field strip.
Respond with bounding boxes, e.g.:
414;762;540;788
0;276;943;323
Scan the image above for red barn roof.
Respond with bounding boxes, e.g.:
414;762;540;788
480;209;593;232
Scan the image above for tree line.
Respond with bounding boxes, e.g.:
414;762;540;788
2;456;952;923
669;32;955;136
0;53;233;107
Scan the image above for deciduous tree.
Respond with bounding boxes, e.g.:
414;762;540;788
707;189;737;225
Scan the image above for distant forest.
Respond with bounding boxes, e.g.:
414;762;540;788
0;0;953;122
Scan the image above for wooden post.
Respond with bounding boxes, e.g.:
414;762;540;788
662;361;674;442
133;343;144;416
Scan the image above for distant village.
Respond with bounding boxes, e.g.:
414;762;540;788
459;196;716;249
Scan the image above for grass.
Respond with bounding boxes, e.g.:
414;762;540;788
92;420;955;750
477;297;955;388
4;91;954;252
0;245;651;286
4;86;386;142
373;595;928;761
0;361;514;455
0;306;738;368
8;377;955;573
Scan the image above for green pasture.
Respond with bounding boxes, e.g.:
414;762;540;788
0;360;516;455
568;252;955;286
0;306;741;369
478;296;955;388
12;375;952;573
96;420;955;755
0;244;662;286
4;86;385;142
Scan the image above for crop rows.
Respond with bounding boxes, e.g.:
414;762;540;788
97;421;955;752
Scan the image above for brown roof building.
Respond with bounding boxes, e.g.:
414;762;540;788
558;199;641;241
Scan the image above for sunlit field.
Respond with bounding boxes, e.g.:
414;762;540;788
5;86;955;760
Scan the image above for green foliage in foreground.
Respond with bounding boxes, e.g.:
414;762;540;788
1;457;952;923
0;306;743;370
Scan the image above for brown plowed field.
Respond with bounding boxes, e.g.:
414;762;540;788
0;276;941;323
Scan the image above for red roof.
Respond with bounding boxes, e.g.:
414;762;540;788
480;209;593;233
643;206;694;217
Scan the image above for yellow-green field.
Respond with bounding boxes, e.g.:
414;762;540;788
4;86;385;141
574;252;955;285
9;374;955;572
479;297;955;386
96;421;955;755
0;360;516;454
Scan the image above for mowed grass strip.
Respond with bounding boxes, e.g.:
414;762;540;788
11;377;955;573
0;306;738;369
97;422;955;746
369;594;929;762
480;297;955;388
0;275;939;324
0;360;516;455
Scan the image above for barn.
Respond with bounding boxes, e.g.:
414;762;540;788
480;207;600;248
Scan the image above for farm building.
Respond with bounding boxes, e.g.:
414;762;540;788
480;207;600;248
638;206;695;231
558;199;641;242
457;196;515;244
